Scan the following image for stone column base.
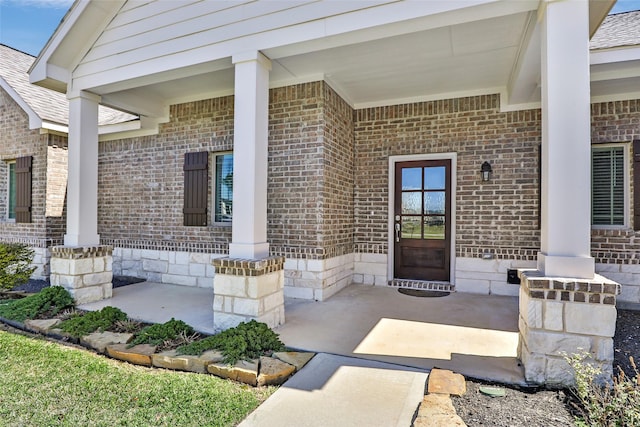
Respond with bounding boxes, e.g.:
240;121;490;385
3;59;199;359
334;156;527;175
213;256;285;331
518;269;620;386
50;245;113;304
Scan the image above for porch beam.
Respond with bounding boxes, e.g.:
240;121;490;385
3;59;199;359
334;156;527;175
229;51;271;259
64;90;101;247
538;0;594;279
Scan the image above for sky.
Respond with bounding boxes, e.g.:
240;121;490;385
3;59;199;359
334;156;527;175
0;0;640;57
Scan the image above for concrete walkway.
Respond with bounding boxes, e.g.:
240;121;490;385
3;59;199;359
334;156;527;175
239;353;428;427
78;282;215;334
277;285;524;385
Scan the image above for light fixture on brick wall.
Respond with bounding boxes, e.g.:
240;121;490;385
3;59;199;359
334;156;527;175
480;161;492;182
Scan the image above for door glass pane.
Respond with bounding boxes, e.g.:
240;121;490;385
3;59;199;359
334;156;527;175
401;216;421;239
424;216;445;239
424;191;445;214
424;166;445;190
402;192;421;214
402;168;422;190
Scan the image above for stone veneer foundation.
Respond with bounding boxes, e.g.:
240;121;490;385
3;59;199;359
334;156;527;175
212;257;285;331
518;269;620;385
50;245;113;304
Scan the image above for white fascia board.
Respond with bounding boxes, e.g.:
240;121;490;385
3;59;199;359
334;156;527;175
353;86;504;110
591;63;640;82
590;46;640;65
98;122;159;142
41;121;69;134
0;77;43;130
591;91;640;104
29;1;88;85
30;1;124;91
98;119;141;135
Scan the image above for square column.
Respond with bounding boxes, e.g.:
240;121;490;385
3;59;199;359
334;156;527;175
229;51;271;260
518;269;620;385
538;0;594;279
212;257;285;331
50;246;113;304
65;90;101;247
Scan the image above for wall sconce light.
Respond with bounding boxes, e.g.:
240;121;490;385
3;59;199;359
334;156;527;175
480;161;492;182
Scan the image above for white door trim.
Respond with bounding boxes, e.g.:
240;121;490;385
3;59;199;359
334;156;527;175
387;153;457;282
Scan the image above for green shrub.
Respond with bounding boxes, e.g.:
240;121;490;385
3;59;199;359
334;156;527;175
177;320;285;365
58;306;128;338
129;318;195;348
0;243;36;291
0;286;74;322
565;351;640;426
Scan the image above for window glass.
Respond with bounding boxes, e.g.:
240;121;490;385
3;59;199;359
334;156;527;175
8;162;15;220
592;146;625;226
214;153;233;222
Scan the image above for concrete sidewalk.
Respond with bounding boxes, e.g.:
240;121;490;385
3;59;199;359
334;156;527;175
239;353;428;427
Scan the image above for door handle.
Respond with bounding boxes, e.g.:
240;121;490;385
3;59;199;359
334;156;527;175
395;223;400;242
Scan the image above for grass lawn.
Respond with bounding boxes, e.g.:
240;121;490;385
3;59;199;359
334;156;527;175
0;329;275;426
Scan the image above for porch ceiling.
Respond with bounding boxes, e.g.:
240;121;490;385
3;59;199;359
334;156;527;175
97;11;533;112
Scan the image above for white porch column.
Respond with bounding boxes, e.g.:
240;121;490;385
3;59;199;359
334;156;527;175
64;90;101;247
229;51;271;259
538;0;594;279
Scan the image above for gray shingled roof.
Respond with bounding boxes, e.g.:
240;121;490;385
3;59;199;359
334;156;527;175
591;10;640;50
0;44;136;127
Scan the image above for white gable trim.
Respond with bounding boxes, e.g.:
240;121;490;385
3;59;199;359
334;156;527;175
0;76;43;130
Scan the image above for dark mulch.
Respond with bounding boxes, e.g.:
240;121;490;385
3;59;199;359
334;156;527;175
8;276;145;294
452;308;640;426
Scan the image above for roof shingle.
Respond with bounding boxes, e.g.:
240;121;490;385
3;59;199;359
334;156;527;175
591;10;640;50
0;44;136;127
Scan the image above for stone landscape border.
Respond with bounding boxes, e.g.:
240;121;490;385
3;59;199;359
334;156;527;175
0;315;314;387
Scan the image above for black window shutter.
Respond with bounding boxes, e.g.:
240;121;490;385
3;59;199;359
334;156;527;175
633;140;640;230
15;156;32;224
183;152;208;226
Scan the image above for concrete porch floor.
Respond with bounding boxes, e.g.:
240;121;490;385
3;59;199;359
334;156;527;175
79;282;524;384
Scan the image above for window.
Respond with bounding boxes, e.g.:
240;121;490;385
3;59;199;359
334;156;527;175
591;145;627;227
7;161;16;220
214;153;233;223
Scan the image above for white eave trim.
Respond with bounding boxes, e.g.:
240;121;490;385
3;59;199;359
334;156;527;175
590;45;640;65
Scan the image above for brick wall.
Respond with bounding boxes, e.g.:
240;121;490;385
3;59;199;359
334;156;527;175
320;83;355;258
354;94;541;261
267;82;324;258
99;82;349;261
98;96;235;254
0;87;50;247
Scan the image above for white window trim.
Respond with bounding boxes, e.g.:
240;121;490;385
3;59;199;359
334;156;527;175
211;151;233;227
591;142;630;230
